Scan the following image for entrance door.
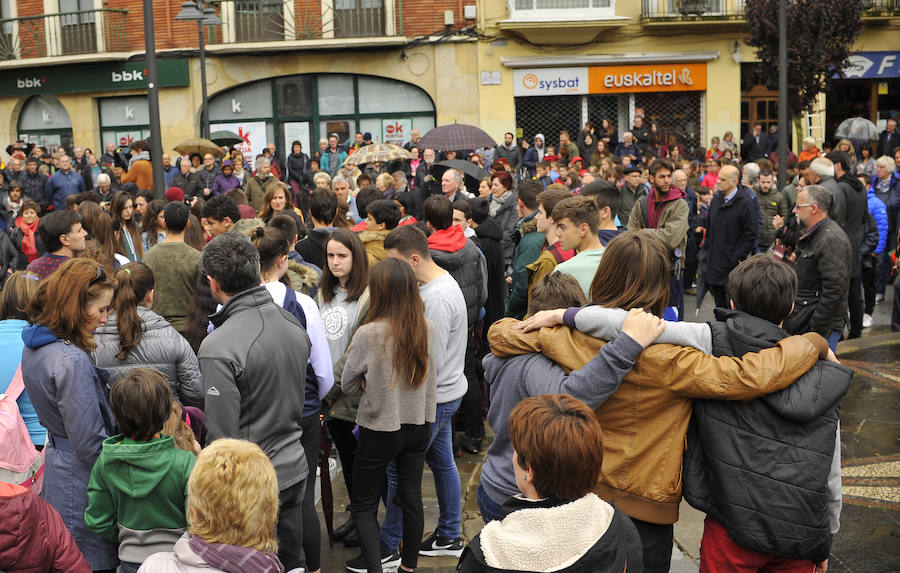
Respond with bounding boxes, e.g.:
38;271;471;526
741;85;778;140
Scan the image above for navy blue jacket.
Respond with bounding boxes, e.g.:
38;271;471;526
703;187;759;286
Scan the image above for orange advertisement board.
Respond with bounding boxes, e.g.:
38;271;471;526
588;62;707;94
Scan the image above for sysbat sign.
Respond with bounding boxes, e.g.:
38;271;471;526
588;63;707;94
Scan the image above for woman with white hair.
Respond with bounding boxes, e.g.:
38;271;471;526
93;172;115;203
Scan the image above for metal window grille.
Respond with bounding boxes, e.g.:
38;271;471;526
634;92;703;158
515;95;582;150
587;94;620;130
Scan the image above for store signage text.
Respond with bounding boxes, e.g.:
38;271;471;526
513;63;706;97
3;59;189;98
513;68;589;96
837;52;900;79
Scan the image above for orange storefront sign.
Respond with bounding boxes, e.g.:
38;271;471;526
588;62;707;94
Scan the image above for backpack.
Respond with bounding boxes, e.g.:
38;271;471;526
0;366;44;491
282;286;308;329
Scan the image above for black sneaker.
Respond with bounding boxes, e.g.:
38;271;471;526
346;549;401;573
418;532;464;557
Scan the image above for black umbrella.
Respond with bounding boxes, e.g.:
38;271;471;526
431;160;491;195
418;123;496;152
209;130;244;147
695;248;709;316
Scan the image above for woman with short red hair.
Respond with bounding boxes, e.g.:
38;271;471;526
458;394;643;573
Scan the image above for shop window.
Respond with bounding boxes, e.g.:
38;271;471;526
18;95;73;153
59;0;97;55
318;76;355;116
276;77;314;117
357;77;433;114
634;92;702;154
99;96;150;149
515;95;582;150
209;81;274;122
320;120;356;147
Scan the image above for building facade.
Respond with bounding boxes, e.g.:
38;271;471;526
1;0;898;159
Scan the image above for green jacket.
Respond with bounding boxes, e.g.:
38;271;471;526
506;211;544;320
85;435;195;564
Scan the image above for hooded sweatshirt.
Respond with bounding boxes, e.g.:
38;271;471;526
428;225;487;328
84;435;195;564
458;494;642;573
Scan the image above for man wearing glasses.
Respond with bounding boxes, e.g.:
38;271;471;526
782;184;852;351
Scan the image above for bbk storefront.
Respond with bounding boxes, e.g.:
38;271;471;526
511;60;709;157
0;59;190;154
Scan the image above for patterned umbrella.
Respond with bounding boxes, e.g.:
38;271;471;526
173;138;224;159
418;123;497;152
343;143;412;167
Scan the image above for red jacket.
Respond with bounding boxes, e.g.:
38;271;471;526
0;483;91;572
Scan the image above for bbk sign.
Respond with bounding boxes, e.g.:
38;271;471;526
16;76;46;89
112;69;147;83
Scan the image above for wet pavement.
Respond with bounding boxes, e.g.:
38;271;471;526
316;288;900;572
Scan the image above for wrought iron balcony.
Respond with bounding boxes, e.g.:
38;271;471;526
206;0;404;44
0;8;128;61
642;0;899;22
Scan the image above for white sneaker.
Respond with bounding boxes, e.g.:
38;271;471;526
863;313;873;328
875;293;885;304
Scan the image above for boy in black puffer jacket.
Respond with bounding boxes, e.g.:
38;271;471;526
682;254;853;572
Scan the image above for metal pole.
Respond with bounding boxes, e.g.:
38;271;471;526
777;0;788;190
199;21;209;139
143;0;165;198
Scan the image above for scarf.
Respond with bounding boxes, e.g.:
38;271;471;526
15;216;39;262
128;150;150;167
188;535;284;573
489;190;511;217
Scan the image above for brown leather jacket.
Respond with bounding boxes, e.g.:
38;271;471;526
487;319;828;525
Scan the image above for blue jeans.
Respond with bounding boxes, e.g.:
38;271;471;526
826;330;841;352
381;397;463;551
476;482;505;524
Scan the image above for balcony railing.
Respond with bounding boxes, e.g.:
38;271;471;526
643;0;899;21
207;0;403;43
642;0;745;21
0;8;128;61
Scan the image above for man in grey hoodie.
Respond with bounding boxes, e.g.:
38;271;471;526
198;231;311;572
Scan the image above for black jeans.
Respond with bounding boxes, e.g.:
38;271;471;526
277;478;306;571
631;517;674;573
862;260;877;314
301;414;323;571
848;275;863;338
461;328;483;439
709;283;729;311
327;418;358;502
352;423;430;572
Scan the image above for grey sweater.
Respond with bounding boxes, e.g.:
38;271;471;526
341;320;438;432
480;334;644;506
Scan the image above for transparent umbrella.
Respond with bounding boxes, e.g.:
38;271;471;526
834;117;878;154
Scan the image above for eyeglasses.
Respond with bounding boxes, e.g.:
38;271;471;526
794;202;814;208
89;265;107;286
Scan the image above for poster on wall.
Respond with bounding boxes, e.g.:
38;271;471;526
382;119;412;146
116;131;144;148
210;121;267;161
283;122;311;158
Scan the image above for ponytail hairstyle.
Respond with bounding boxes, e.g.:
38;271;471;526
251;226;290;287
113;262;155;360
364;258;429;389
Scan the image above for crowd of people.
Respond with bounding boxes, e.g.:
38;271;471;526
0;113;898;573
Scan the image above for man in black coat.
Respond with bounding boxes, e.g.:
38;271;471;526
827;150;868;339
877;118;899;157
741;123;770;162
783;185;852;351
703;164;759;309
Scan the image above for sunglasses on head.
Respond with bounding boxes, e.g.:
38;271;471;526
89;265;107;286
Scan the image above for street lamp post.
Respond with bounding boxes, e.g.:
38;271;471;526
143;0;165;198
175;1;221;140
